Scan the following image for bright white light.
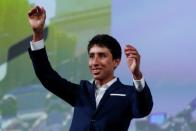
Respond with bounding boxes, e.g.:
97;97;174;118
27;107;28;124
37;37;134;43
0;63;7;81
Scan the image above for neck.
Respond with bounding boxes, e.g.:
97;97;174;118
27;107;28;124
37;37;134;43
95;76;115;86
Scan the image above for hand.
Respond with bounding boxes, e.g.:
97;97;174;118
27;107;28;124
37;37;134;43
124;44;142;80
28;6;46;41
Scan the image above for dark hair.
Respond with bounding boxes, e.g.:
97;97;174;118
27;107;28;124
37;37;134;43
88;34;122;59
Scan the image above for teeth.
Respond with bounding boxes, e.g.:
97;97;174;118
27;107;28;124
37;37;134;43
92;69;100;73
92;69;100;70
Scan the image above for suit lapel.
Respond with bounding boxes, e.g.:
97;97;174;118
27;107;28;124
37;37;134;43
94;78;122;114
86;81;96;110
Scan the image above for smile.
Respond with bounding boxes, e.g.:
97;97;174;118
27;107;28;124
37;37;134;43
92;68;101;74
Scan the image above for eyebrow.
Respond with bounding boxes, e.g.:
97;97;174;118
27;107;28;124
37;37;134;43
89;52;108;55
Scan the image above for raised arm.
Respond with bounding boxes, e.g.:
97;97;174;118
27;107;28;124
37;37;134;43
124;44;153;118
27;6;80;106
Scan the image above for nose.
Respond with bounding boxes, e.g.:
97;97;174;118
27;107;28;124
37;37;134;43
91;56;99;66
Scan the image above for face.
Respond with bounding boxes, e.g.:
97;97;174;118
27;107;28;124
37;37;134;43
88;45;120;84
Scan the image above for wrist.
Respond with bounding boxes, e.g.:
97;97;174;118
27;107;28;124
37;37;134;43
133;70;142;80
32;30;44;42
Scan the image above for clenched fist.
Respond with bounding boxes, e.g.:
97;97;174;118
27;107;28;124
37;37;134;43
28;6;46;42
124;45;142;80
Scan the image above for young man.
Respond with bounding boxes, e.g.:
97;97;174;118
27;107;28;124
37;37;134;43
28;6;153;131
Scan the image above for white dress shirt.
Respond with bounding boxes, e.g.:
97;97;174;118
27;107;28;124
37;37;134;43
95;78;117;107
30;40;146;106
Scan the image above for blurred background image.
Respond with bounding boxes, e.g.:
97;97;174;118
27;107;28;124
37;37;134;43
0;0;196;130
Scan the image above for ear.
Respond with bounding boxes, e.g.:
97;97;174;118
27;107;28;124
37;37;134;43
113;59;121;69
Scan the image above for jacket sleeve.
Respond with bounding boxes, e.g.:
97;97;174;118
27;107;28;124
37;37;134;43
28;48;80;107
129;82;153;118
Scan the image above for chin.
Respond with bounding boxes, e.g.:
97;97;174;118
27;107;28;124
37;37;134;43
92;75;102;80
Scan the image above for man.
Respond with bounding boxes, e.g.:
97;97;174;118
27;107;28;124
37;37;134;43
27;6;153;131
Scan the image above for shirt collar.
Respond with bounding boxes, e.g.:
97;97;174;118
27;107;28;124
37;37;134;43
95;77;117;89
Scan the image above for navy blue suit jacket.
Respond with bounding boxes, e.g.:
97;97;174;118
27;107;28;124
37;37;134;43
28;48;153;131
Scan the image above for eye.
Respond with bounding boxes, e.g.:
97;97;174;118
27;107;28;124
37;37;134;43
89;54;94;59
99;53;106;58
